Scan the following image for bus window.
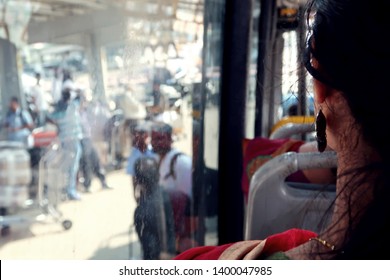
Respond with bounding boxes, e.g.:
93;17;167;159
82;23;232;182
0;0;216;260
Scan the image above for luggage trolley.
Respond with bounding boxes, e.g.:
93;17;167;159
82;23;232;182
37;139;73;230
0;140;72;236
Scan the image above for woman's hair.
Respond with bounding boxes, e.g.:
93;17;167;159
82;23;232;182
305;0;390;154
134;157;160;195
304;0;390;259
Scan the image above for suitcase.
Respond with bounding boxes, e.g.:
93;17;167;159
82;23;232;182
32;129;57;148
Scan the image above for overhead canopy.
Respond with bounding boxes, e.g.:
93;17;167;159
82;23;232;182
2;0;205;46
28;0;203;22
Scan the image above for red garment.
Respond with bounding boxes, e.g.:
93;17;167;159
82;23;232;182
241;137;307;203
167;190;199;253
174;228;317;260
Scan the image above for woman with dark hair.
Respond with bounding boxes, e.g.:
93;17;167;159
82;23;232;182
176;0;390;260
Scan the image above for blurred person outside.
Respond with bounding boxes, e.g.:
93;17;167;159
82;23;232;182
152;67;172;108
150;81;168;115
151;122;192;198
77;93;112;192
126;122;156;201
87;98;112;166
152;81;162;108
47;89;82;200
29;72;49;127
0;97;34;236
133;157;176;260
61;69;77;99
2;97;34;147
51;67;63;104
150;122;195;253
113;92;147;165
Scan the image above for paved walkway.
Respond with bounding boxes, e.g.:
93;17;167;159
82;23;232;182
0;169;140;260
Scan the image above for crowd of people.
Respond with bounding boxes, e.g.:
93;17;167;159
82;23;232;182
1;68;113;201
1;66;195;259
127;121;194;259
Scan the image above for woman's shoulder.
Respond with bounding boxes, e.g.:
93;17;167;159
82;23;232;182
174;229;316;260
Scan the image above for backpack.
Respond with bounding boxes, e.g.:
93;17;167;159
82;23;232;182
161;152;198;253
163;152;184;180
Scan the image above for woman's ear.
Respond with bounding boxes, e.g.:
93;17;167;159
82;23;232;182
314;78;342;108
313;79;328;104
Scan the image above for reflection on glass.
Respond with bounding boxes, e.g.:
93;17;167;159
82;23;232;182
0;0;213;260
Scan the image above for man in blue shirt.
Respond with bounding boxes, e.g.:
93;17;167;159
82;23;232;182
3;97;34;146
48;89;83;200
126;123;156;201
126;123;156;175
78;94;112;192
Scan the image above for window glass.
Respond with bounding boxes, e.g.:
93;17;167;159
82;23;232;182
0;0;219;260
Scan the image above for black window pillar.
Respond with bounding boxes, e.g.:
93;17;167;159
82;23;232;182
254;0;277;137
218;0;253;244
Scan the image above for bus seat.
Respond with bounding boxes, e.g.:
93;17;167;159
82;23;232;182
269;122;315;140
244;151;337;240
269;116;315;139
